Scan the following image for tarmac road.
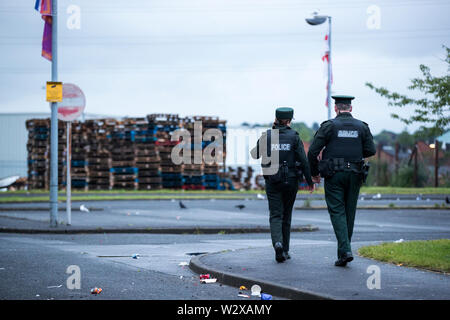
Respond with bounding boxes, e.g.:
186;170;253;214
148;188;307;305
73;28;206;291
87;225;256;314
0;199;448;300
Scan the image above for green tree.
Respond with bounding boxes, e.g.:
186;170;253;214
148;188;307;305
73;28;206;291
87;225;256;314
366;46;450;137
391;163;430;188
374;130;396;146
290;122;314;142
396;130;415;149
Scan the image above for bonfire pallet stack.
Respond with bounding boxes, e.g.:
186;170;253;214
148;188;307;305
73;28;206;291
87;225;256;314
68;121;89;191
127;117;161;190
182;117;205;190
227;166;253;190
195;116;227;190
26;119;50;190
109;120;139;190
85;119;113;190
26;115;227;190
148;114;184;189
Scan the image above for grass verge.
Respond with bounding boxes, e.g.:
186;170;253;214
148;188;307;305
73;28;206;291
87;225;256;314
0;194;256;203
2;187;449;196
358;239;450;273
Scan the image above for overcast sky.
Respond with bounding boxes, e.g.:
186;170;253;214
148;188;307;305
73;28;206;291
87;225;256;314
0;0;449;134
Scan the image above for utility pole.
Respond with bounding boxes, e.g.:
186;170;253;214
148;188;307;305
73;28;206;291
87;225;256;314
305;12;332;120
49;0;58;227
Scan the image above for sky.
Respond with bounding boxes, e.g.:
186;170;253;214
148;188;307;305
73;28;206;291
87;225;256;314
0;0;449;134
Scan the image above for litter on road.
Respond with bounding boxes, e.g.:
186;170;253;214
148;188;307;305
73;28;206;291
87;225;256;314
394;239;405;243
47;285;63;289
261;293;272;300
239;285;248;290
80;204;89;212
199;274;210;280
91;287;102;295
251;284;261;297
178;262;189;266
238;293;250;298
200;278;217;284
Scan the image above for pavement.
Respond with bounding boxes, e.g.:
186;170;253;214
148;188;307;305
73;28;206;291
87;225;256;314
190;241;450;300
0;198;449;300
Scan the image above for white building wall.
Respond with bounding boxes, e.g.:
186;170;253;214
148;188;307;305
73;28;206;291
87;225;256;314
0;113;109;178
0;113;49;178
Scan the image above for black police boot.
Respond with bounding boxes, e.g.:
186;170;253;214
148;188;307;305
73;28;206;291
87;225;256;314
334;252;353;267
283;252;291;260
274;242;285;263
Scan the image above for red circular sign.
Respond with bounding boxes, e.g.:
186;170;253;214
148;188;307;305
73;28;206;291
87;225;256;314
57;83;86;121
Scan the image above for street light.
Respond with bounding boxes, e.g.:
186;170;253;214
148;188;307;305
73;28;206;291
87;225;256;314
306;12;332;120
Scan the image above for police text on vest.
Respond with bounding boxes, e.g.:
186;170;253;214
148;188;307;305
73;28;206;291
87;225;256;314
337;130;358;138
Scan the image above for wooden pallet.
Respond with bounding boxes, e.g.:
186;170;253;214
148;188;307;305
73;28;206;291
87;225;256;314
137;177;162;184
111;161;136;167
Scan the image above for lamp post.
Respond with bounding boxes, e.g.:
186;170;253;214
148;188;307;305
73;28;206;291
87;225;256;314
50;0;59;227
306;13;332;120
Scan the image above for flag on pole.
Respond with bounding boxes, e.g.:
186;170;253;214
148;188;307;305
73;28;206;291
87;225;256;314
321;33;333;107
35;0;53;61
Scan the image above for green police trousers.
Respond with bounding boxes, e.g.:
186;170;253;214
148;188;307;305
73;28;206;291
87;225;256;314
265;177;298;252
324;171;362;259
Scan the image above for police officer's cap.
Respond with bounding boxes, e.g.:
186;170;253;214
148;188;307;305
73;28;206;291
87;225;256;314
332;95;355;105
275;107;294;120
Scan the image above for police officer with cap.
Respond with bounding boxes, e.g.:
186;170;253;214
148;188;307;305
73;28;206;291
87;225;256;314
251;107;315;263
308;95;376;267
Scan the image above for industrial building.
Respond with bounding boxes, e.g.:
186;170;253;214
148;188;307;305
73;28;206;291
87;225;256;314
0;113;109;179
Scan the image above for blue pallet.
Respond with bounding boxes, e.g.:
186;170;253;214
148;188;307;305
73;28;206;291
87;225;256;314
204;174;220;181
205;180;220;187
72;180;88;187
33;134;48;140
183;177;205;184
134;137;157;143
111;167;139;174
134;129;157;136
72;160;87;167
161;173;183;178
31;127;49;133
162;181;184;187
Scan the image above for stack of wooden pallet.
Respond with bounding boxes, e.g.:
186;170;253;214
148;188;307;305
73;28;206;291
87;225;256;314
227;166;253;190
134;119;161;190
68;121;89;191
195;116;227;190
181;117;205;190
148;114;184;189
85;119;113;190
26;119;50;190
109;120;138;190
25;114;227;190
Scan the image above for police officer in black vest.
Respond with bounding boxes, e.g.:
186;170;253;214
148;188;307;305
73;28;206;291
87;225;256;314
308;95;376;267
251;107;314;263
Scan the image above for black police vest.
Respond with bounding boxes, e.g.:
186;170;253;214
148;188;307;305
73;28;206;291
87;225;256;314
263;128;297;169
322;116;364;162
